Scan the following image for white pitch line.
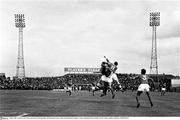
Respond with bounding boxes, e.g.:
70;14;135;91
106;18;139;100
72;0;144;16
16;113;28;117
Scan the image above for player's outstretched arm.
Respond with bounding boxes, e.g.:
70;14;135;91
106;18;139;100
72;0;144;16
104;56;110;62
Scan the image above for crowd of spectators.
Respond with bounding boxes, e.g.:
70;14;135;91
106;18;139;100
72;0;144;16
0;73;174;91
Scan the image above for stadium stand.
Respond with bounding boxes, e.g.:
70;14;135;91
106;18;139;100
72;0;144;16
0;73;178;92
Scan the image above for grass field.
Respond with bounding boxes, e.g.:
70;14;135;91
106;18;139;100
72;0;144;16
0;90;180;117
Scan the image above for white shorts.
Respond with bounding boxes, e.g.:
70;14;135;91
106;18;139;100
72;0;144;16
138;84;150;92
162;88;166;91
92;86;95;90
101;75;110;82
68;87;72;91
101;73;118;83
111;73;118;82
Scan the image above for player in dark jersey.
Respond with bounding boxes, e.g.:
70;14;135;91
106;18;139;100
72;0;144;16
100;56;121;99
136;69;154;108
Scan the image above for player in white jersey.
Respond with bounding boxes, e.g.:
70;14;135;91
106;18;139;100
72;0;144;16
136;69;154;108
65;84;72;96
161;83;166;96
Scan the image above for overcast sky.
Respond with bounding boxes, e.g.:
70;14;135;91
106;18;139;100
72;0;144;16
0;0;180;77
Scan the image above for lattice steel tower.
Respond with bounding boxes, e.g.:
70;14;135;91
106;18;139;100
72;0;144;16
149;12;160;75
15;14;26;79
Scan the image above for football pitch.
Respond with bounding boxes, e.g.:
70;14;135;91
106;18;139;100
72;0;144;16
0;90;180;117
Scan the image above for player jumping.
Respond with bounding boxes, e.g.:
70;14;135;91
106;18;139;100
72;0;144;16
136;69;154;108
100;56;121;99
